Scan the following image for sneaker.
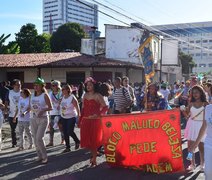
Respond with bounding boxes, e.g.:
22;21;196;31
75;142;80;150
41;158;48;164
62;148;71;153
46;143;53;147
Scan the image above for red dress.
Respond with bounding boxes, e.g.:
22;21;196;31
80;99;102;149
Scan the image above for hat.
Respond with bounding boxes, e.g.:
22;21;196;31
51;80;61;87
34;77;45;85
161;82;167;88
84;77;96;84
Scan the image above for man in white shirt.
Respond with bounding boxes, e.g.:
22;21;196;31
5;79;21;148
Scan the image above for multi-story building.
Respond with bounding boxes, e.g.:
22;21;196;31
43;0;98;34
154;21;212;74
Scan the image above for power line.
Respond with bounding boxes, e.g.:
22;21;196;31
86;0;212;53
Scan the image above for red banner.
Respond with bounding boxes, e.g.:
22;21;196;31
101;109;184;174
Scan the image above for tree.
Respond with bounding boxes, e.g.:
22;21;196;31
15;23;51;53
34;33;51;53
50;23;86;52
179;52;195;74
15;23;38;53
0;34;20;54
5;41;20;54
0;34;11;53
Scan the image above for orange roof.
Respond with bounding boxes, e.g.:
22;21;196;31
0;52;143;68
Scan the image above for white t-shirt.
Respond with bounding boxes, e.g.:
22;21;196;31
18;97;30;122
49;91;62;116
31;93;48;117
8;90;21;117
159;89;170;102
60;95;77;119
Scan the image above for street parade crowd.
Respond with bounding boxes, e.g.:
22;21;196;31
0;75;211;179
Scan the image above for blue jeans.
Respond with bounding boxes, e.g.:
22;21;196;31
61;117;80;149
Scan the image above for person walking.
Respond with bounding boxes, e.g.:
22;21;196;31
14;88;33;151
113;77;132;114
190;91;212;179
182;85;208;171
5;79;21;148
79;77;108;167
46;80;64;147
30;78;52;164
60;84;80;153
141;83;167;112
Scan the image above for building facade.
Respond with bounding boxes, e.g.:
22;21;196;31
43;0;98;34
154;21;212;74
0;53;143;89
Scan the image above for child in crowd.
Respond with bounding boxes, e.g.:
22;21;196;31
182;85;208;171
14;88;33;151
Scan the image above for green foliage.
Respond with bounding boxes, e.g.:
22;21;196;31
34;33;51;53
5;41;20;54
179;52;195;74
15;23;38;53
0;34;20;54
0;34;11;53
50;23;86;52
15;23;51;53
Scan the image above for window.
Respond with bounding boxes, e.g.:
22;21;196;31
196;40;201;43
199;64;206;67
7;72;24;83
196;53;201;56
190;40;194;43
209;63;212;67
66;72;85;85
203;40;208;43
203;53;207;56
209;40;212;43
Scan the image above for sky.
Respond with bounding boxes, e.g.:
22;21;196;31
1;0;212;44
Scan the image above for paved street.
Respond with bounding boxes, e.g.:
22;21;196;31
0;123;205;180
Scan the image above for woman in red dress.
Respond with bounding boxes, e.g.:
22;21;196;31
79;77;108;167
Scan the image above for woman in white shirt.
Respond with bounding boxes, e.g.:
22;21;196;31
60;84;80;153
46;80;64;146
30;78;52;164
14;88;33;151
190;88;212;179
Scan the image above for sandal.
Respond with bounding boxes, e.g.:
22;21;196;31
186;165;196;171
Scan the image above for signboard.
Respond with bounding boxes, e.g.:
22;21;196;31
105;27;159;64
101;109;184;173
162;39;179;65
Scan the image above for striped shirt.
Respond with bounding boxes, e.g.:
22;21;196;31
114;87;132;112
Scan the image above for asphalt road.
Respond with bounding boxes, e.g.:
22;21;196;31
0;123;205;180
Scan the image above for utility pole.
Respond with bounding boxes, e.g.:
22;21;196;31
159;36;163;83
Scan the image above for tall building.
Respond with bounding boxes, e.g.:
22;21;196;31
154;21;212;74
43;0;98;34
